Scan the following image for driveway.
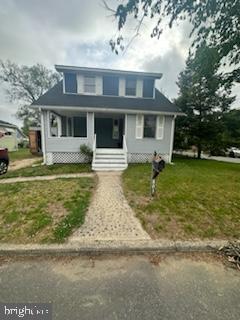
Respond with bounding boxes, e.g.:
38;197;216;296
70;172;150;241
0;255;239;320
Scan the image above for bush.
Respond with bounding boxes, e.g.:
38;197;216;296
80;144;93;163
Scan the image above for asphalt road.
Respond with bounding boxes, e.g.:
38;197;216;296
0;255;239;320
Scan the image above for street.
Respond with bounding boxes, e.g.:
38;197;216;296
0;255;239;320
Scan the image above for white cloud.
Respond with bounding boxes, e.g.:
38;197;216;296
0;0;238;127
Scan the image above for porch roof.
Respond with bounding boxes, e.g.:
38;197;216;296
32;81;183;114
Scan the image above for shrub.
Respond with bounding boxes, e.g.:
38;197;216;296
80;144;93;163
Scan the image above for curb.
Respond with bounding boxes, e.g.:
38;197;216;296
0;240;228;256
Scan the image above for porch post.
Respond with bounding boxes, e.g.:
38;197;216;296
40;108;46;164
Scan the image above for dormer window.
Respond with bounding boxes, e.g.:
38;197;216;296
84;76;96;94
64;73;77;93
125;77;137;96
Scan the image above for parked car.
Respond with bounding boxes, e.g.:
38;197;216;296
228;147;240;158
0;148;9;175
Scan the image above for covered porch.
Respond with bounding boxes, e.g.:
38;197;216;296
41;108;128;168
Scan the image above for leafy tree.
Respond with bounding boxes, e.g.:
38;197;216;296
0;60;60;133
109;0;240;84
174;44;235;158
221;109;240;148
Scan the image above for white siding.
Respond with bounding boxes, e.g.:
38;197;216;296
119;77;125;96
77;74;84;94
136;79;143;98
96;76;103;95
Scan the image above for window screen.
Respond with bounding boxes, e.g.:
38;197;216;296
103;76;119;96
125;77;137;96
65;73;77;93
143;115;156;138
84;76;96;93
73;116;87;137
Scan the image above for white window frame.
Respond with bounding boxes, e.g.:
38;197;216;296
135;114;165;140
84;75;96;94
156;115;165;140
135;114;144;139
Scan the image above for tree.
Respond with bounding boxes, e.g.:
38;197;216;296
109;0;240;84
0;60;60;133
175;44;235;158
221;109;240;148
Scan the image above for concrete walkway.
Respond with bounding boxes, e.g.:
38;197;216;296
70;172;150;241
0;173;94;184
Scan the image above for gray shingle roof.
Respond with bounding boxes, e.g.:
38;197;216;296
32;81;182;114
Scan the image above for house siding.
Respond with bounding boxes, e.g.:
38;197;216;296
42;110;94;164
125;114;173;162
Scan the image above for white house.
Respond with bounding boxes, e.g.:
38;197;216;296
32;65;183;170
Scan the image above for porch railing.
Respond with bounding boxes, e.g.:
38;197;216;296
123;134;128;163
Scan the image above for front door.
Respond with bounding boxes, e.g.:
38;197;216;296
95;116;124;148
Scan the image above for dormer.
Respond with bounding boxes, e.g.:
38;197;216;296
55;65;162;99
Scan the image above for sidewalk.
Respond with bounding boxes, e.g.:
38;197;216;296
0;172;94;184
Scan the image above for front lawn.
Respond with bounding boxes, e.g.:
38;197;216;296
122;158;240;240
1;163;92;179
0;178;94;243
9;148;41;161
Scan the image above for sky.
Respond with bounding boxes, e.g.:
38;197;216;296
0;0;239;128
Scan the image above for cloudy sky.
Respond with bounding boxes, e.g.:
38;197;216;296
0;0;239;127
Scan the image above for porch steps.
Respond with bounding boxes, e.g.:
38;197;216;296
92;148;128;171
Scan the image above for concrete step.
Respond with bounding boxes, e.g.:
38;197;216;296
96;148;124;154
92;163;128;171
94;159;127;164
95;154;125;159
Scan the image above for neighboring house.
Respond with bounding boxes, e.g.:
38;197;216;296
0;120;27;151
32;65;183;170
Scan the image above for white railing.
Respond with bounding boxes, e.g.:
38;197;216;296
92;133;96;163
123;134;128;163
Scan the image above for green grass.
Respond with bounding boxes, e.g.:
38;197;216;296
122;157;240;240
1;163;92;179
0;178;94;243
8;148;41;161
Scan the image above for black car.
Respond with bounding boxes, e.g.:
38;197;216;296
0;148;9;175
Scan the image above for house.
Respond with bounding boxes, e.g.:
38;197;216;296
32;65;183;170
0;120;27;151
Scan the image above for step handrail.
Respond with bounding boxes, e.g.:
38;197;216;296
92;133;96;163
123;134;128;163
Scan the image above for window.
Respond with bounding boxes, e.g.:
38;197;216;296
112;119;119;139
103;76;119;96
73;115;87;137
144;115;156;138
49;113;59;137
61;116;67;137
143;78;154;98
65;73;77;93
67;118;73;136
84;76;96;93
125;77;137;96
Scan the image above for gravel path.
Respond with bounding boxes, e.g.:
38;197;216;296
70;172;150;241
0;173;94;184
